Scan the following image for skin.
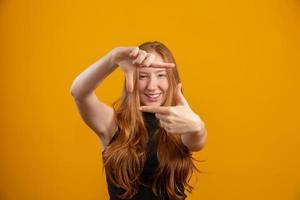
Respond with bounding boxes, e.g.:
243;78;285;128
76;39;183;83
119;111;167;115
137;51;169;107
70;45;206;151
130;48;207;151
114;47;207;151
140;82;207;151
111;47;175;93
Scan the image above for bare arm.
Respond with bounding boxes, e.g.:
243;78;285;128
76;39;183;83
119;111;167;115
70;52;117;99
70;51;118;147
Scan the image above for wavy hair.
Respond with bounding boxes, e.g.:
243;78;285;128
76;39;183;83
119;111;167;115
102;41;202;200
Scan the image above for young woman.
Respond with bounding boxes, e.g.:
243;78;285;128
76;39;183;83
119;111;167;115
70;41;207;200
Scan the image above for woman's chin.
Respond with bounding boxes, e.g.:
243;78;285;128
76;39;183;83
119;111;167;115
141;100;162;107
145;103;160;107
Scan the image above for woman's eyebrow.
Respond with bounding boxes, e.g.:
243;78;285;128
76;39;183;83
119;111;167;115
155;70;167;74
139;70;166;74
139;71;149;74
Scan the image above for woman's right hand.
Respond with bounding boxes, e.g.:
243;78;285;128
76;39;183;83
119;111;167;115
108;47;175;93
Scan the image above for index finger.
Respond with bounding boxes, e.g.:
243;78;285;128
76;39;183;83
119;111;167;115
150;61;175;68
139;106;170;114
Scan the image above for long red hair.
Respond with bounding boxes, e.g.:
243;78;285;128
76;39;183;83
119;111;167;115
102;41;202;200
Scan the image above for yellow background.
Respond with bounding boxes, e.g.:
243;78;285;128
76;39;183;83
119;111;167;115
1;0;300;199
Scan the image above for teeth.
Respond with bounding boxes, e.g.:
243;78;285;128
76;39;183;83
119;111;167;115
146;93;160;98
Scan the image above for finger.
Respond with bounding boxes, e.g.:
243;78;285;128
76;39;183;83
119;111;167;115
159;120;171;132
139;106;170;114
150;61;175;68
129;47;139;58
176;83;189;106
140;54;155;67
132;50;147;65
125;71;134;93
155;113;172;123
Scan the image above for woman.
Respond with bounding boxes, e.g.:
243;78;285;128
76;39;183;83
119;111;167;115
70;41;207;200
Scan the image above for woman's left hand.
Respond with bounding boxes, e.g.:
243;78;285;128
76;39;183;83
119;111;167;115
139;83;205;135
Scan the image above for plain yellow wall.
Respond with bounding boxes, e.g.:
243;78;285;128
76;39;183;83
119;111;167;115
1;0;300;199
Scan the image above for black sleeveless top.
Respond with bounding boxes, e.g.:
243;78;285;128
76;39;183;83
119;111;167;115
102;112;170;200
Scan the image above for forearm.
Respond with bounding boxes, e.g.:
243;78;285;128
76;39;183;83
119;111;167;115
181;120;207;152
70;51;117;99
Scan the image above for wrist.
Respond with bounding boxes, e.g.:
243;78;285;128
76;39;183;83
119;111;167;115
107;48;120;67
191;115;205;136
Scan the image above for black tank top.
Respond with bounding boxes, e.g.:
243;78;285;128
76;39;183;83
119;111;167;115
102;112;170;200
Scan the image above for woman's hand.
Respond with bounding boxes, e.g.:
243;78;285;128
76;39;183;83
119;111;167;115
109;47;175;93
139;83;205;135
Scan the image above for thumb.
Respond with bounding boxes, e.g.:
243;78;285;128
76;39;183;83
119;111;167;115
125;71;134;93
128;46;139;58
176;83;188;106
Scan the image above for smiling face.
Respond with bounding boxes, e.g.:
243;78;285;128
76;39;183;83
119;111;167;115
137;52;170;106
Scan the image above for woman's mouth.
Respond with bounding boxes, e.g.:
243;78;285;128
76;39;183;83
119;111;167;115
145;93;161;102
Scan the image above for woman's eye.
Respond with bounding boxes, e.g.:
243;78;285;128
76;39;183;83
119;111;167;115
158;74;166;77
139;75;147;79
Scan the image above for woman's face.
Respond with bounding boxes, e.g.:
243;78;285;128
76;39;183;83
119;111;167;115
137;51;170;106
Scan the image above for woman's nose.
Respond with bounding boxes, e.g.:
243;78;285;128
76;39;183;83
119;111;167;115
146;77;157;90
